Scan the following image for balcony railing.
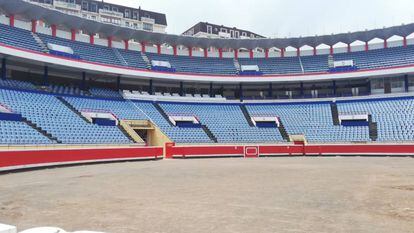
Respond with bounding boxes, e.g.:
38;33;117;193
53;0;81;11
141;17;155;24
99;9;124;18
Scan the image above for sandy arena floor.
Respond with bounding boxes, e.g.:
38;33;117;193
0;157;413;233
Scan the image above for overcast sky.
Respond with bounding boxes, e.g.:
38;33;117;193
104;0;414;38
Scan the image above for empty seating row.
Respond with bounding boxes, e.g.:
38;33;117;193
0;88;131;144
2;22;414;76
0;23;42;52
0;120;53;144
159;103;284;143
337;98;414;142
1;84;414;145
246;103;370;142
146;53;238;75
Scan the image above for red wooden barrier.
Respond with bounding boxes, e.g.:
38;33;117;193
0;146;163;171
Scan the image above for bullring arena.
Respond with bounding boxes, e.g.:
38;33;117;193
1;0;414;232
1;157;414;233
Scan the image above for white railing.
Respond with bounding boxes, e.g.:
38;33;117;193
53;0;81;11
99;9;124;18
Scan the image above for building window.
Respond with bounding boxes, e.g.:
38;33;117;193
90;3;98;12
242;32;247;37
371;79;384;89
230;30;234;38
207;25;212;34
186;28;195;36
235;31;240;38
143;23;153;31
112;7;118;12
221;28;227;33
113;18;121;25
133;11;139;20
125;9;130;18
81;1;88;11
103;5;110;11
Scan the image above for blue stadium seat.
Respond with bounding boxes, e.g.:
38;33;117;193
338;98;414;142
0;88;131;144
147;53;237;75
247;103;370;142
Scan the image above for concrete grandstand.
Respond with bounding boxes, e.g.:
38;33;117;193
0;0;414;232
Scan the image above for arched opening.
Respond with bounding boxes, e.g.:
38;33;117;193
367;37;385;50
406;32;414;46
315;43;330;55
267;47;281;58
238;47;250;59
285;46;298;57
386;35;404;48
349;40;366;52
332;42;348;54
300;45;314;56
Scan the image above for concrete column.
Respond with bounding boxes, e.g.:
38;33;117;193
209;82;214;97
157;44;161;54
108;36;112;48
1;58;6;80
9;14;14;27
204;48;208;58
51;24;57;37
43;66;49;86
404;75;409;92
239;83;243;101
117;76;121;90
31;20;37;33
173;45;177;56
141;42;146;53
188;47;192;57
149;80;154;95
124;40;129;50
81;71;86;90
89;34;94;44
71;29;76;41
300;82;304;97
268;83;273;98
179;81;184;96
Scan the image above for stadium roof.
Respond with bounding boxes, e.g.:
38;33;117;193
2;0;414;50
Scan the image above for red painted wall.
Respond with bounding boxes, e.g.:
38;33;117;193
166;144;414;158
166;144;245;158
2;144;414;172
0;147;163;170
